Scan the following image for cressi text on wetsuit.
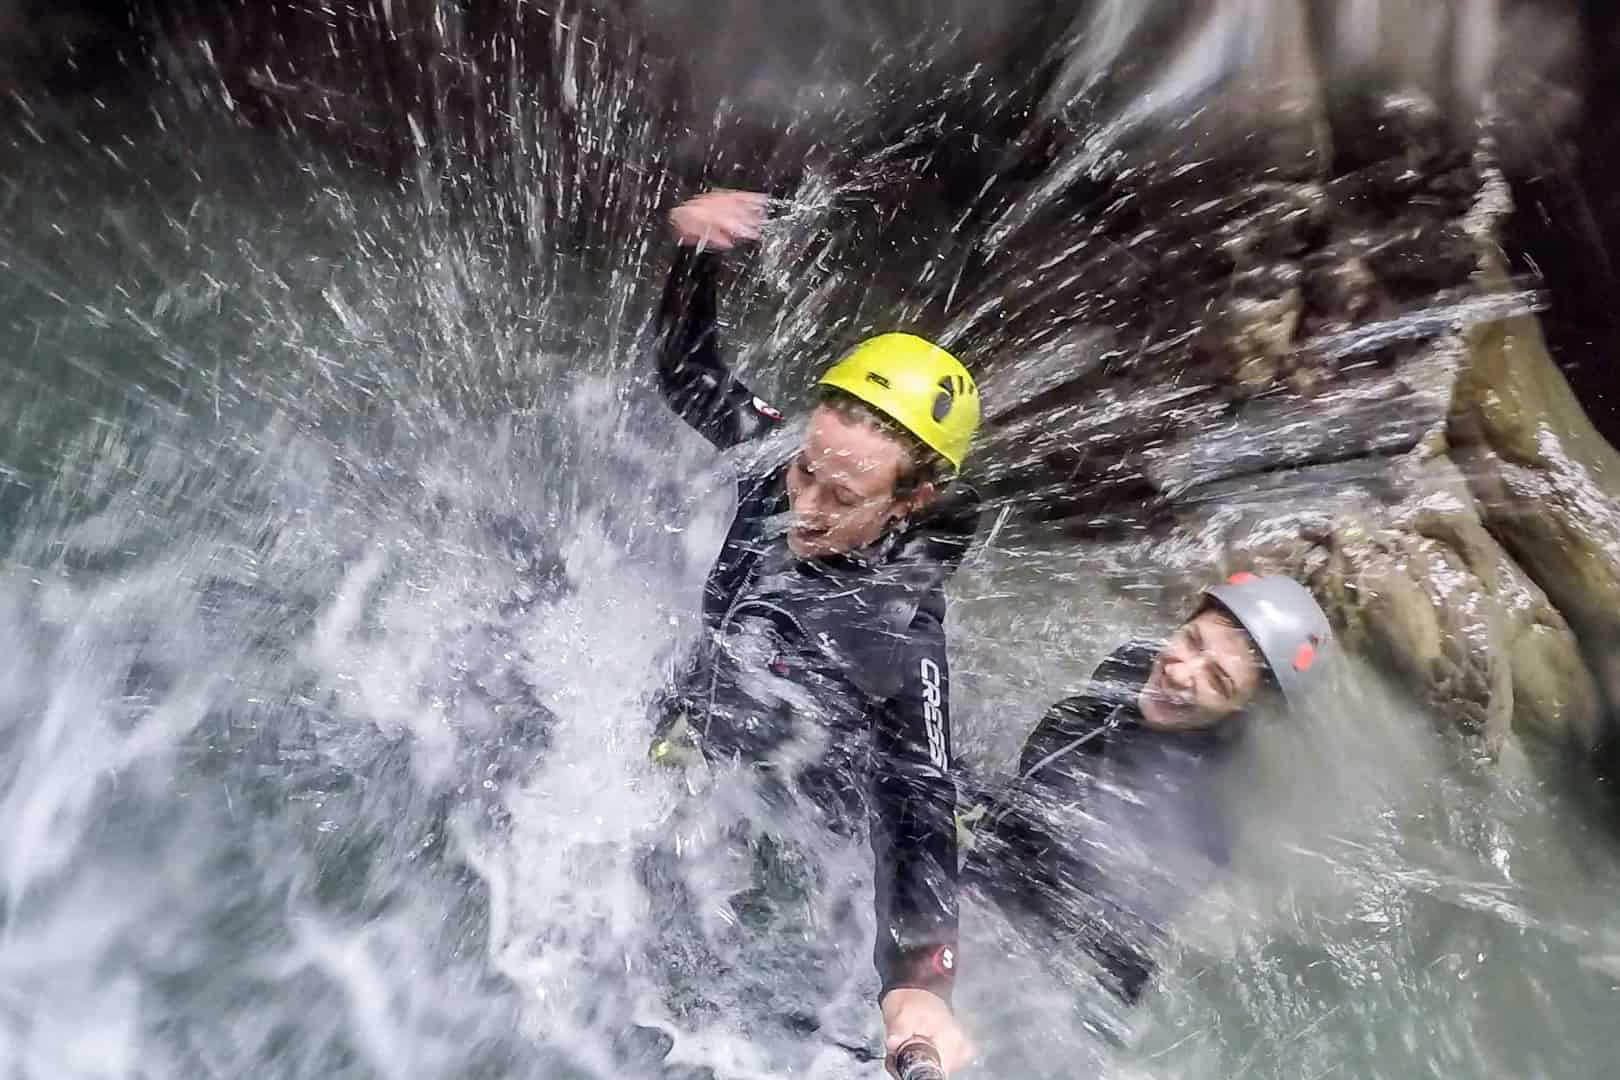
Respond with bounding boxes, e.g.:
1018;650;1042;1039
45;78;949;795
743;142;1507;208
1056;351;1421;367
652;246;977;1003
964;643;1243;1003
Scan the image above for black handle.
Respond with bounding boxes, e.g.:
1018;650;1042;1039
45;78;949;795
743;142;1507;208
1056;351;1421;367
894;1039;945;1080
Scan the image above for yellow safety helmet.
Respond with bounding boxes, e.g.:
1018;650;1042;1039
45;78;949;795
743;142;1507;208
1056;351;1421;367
817;333;980;471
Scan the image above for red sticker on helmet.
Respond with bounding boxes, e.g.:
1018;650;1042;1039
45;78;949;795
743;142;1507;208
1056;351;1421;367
752;396;784;421
1292;642;1316;671
1227;571;1258;585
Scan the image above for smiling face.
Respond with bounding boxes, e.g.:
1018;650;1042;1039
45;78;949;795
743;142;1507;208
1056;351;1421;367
1138;608;1265;733
784;404;933;559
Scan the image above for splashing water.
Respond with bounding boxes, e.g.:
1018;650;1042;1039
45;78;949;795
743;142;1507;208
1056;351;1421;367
3;3;1619;1079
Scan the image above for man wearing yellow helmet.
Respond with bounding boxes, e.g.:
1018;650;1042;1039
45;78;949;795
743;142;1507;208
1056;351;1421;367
645;189;979;1075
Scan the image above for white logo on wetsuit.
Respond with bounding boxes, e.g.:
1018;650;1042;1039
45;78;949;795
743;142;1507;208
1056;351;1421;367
919;658;948;772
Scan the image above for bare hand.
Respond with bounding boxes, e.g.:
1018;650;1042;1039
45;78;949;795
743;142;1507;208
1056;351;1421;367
668;189;769;250
883;989;973;1077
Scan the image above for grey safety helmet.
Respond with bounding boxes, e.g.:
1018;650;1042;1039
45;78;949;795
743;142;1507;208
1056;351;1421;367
1201;572;1331;708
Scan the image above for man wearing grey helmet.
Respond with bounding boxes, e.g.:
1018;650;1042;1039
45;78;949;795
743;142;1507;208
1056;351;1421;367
960;573;1332;1004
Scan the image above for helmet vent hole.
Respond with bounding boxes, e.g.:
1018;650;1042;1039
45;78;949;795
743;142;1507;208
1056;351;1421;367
932;388;953;422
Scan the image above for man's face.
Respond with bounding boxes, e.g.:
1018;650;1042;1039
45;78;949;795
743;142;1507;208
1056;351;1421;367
1138;609;1264;732
783;405;929;559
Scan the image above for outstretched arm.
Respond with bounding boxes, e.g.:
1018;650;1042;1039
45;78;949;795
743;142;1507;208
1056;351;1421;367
871;618;971;1075
655;190;785;450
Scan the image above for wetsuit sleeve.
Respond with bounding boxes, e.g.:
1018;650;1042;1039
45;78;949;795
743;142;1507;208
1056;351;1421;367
655;245;785;450
870;616;959;1003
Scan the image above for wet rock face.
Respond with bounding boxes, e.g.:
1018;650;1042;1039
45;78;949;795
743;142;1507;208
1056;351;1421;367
1256;452;1600;756
958;63;1619;758
1451;307;1620;753
965;86;1484;510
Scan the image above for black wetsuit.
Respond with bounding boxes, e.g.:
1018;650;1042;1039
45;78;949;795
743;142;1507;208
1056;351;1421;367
652;246;975;1003
964;643;1243;1003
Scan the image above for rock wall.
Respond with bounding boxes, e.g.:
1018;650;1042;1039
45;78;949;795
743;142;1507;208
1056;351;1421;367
1451;286;1620;753
947;44;1618;761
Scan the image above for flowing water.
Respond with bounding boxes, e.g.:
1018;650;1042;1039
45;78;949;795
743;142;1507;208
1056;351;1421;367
3;4;1619;1078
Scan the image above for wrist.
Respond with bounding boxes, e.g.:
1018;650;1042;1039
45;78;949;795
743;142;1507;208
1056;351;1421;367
881;986;949;1009
880;944;957;1004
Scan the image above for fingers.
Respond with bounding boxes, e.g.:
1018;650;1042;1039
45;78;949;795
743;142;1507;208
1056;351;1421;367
669;212;747;250
904;1034;965;1074
668;190;771;249
705;189;770;213
882;1000;972;1077
669;219;739;250
886;1037;967;1080
882;1019;914;1076
943;1033;976;1075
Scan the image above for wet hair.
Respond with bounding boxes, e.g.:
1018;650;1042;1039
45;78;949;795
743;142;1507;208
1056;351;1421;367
814;387;950;498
